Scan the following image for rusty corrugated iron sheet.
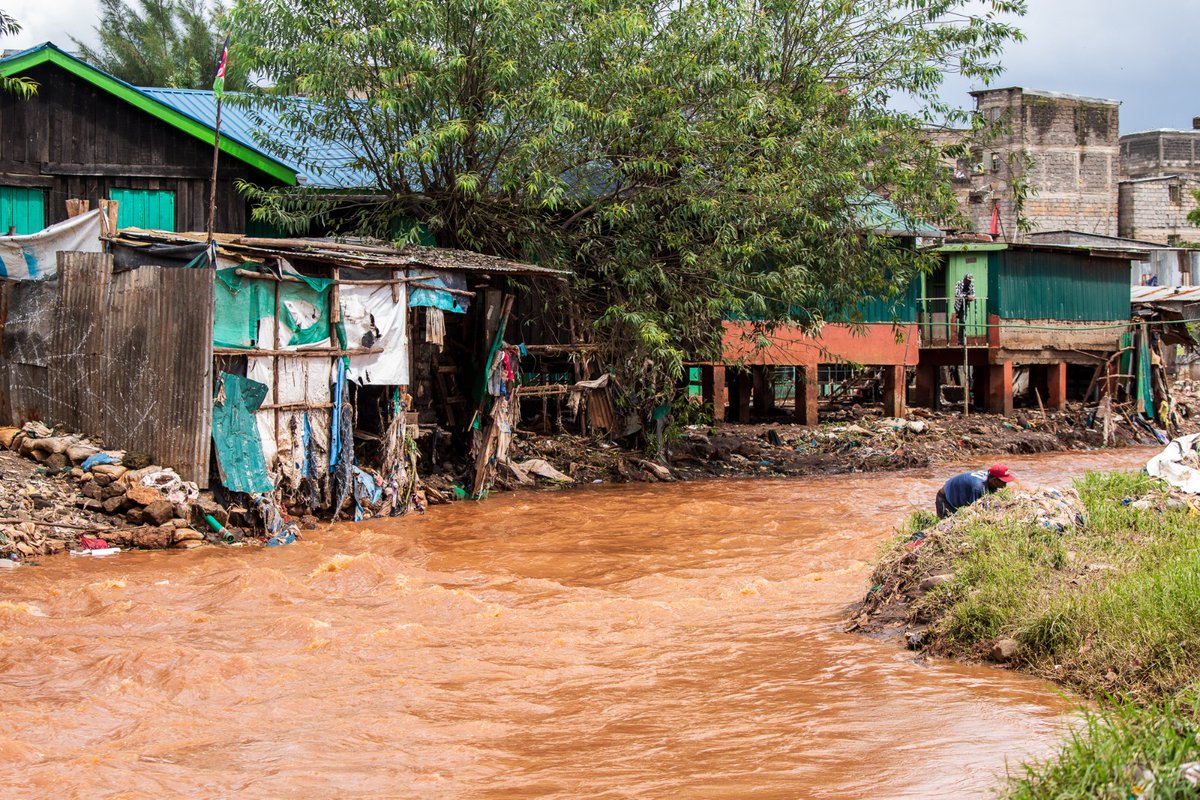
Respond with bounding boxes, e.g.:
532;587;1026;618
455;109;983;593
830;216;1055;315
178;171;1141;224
101;265;213;486
1;279;57;424
1;255;213;485
1132;285;1200;304
49;251;110;436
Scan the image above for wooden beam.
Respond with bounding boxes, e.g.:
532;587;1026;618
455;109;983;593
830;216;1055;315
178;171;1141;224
213;346;382;356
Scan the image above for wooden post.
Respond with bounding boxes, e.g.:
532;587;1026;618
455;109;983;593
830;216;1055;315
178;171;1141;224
272;277;281;468
701;365;727;423
1047;361;1068;410
883;364;906;418
910;362;937;407
987;360;1014;415
793;364;819;426
731;369;752;423
65;198;90;219
752;365;775;416
206;93;224;267
97;199;119;235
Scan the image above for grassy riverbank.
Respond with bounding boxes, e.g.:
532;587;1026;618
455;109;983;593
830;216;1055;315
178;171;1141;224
855;469;1200;798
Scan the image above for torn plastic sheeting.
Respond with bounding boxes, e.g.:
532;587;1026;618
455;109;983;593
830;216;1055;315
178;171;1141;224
514;459;573;483
341;283;410;385
213;265;332;349
0;209;104;280
407;269;470;313
1147;433;1200;494
211;372;274;495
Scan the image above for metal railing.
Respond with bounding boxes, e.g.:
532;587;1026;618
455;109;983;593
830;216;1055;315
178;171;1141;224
918;295;988;346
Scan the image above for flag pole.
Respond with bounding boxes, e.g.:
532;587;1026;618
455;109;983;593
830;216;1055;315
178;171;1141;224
206;36;230;268
206;95;223;267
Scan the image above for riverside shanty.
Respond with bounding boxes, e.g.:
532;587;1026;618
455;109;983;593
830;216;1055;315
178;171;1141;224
0;226;564;548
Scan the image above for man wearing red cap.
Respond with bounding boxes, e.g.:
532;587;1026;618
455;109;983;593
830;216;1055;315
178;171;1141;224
935;464;1015;518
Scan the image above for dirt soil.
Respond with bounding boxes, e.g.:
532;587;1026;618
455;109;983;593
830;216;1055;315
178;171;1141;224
470;385;1200;491
5;382;1199;557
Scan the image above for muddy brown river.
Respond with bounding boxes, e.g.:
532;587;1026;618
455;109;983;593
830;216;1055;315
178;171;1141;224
0;448;1154;798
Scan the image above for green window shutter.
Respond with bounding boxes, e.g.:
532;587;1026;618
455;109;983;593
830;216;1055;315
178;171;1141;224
0;187;46;235
109;188;176;231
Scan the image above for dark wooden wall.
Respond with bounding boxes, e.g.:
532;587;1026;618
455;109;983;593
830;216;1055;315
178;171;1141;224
0;63;283;233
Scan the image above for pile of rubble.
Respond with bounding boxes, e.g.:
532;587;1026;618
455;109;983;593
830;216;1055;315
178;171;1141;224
0;422;229;560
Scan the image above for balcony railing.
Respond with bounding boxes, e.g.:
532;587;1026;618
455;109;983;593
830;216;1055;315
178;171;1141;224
918;296;989;347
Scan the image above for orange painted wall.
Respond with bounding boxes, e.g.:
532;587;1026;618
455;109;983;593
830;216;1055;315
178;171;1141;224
721;321;919;367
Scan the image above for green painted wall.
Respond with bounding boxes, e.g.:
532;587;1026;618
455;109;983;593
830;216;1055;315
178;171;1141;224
989;249;1130;321
944;253;989;336
0;186;46;235
111;188;176;231
855;275;923;323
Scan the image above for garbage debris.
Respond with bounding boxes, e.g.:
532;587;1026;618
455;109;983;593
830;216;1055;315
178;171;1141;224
1146;433;1200;494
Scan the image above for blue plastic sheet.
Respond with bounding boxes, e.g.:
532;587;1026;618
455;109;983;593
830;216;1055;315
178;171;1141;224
408;270;471;313
81;452;119;471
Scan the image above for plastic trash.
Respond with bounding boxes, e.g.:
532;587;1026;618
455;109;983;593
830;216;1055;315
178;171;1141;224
80;452;121;471
69;547;121;557
0;559;19;569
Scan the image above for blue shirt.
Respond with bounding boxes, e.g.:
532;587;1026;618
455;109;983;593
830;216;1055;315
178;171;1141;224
941;470;989;513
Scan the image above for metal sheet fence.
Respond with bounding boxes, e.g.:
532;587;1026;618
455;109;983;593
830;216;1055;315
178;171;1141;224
0;252;213;484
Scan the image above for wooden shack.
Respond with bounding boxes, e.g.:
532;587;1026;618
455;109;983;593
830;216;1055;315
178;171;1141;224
0;43;297;235
916;242;1145;414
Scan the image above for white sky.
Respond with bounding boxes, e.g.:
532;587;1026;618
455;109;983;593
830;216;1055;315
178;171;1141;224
3;0;1198;132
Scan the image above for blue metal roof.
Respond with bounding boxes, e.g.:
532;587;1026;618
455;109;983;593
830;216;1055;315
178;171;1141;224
140;87;377;190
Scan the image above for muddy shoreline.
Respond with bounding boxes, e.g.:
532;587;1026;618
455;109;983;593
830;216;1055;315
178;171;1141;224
2;394;1195;561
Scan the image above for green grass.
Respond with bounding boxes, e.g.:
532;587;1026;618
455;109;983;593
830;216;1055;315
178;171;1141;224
891;471;1200;697
877;470;1200;796
1006;694;1200;800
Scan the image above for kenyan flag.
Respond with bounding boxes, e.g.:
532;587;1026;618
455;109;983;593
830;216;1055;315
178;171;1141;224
213;36;229;99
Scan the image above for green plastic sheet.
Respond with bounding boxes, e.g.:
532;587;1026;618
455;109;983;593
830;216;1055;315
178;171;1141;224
211;372;274;494
212;266;333;349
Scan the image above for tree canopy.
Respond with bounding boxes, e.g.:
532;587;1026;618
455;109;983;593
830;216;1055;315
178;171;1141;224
1;9;37;97
231;0;1024;401
72;0;245;90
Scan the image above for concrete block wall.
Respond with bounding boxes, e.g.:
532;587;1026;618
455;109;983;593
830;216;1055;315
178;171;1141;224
1118;177;1200;244
953;88;1120;240
1121;130;1200;180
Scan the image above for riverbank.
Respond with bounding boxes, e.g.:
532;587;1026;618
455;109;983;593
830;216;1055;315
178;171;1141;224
852;465;1200;797
3;389;1199;559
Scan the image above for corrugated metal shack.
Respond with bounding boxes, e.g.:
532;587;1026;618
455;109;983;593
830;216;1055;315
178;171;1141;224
1;223;563;521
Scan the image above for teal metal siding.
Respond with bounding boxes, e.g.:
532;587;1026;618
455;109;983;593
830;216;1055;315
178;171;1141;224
110;188;176;231
856;276;922;323
991;250;1130;321
0;186;46;234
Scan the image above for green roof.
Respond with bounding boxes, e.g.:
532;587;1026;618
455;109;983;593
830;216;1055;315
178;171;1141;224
858;195;943;238
0;43;297;186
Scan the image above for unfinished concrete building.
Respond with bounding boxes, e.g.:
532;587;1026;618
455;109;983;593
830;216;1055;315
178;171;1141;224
1118;121;1200;245
950;88;1120;241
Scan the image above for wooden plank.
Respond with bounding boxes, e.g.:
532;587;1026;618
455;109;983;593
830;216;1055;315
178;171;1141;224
212;346;383;356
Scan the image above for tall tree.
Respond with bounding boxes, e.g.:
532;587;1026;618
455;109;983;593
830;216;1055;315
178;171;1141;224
1;9;37;97
232;0;1024;402
72;0;245;90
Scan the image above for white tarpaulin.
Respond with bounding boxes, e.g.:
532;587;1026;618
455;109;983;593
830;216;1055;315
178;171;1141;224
248;355;333;491
0;209;105;280
341;284;409;385
1146;433;1200;494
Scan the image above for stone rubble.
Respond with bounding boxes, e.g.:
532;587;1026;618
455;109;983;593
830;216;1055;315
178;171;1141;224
0;421;231;560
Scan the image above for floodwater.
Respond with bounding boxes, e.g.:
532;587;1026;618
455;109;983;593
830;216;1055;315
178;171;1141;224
0;448;1154;799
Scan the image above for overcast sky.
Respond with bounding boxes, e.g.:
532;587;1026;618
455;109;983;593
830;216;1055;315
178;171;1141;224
3;0;1197;133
